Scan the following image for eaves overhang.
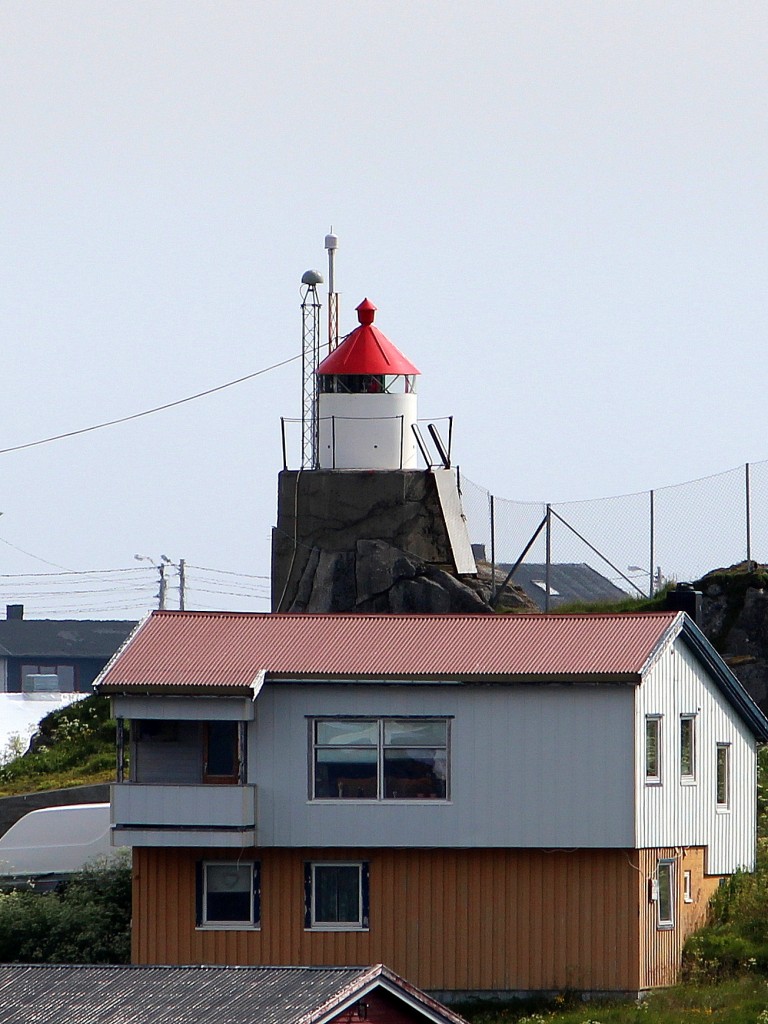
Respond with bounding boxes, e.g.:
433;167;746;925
679;616;768;742
303;964;469;1024
100;671;643;694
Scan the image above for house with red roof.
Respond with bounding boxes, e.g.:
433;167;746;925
96;609;768;998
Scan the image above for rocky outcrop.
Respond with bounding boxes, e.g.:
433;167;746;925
288;539;493;614
695;563;768;712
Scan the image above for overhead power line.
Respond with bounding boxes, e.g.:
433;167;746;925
0;353;301;457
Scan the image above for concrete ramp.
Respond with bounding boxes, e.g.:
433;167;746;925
432;469;477;575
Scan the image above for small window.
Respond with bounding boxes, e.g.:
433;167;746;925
197;861;260;928
646;716;661;783
531;579;560;596
683;869;693;903
716;743;730;808
680;715;696;780
19;663;76;694
305;862;369;931
657;860;674;929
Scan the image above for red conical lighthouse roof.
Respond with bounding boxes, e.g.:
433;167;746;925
316;299;421;376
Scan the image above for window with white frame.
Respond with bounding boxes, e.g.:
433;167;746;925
645;715;662;783
197;861;260;928
716;743;730;808
680;714;696;780
657;859;674;929
304;862;369;930
683;869;693;903
311;718;449;800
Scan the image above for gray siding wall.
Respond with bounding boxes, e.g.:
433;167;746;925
133;721;202;784
251;681;636;848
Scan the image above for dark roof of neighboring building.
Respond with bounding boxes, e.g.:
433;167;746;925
0;963;468;1024
501;562;627;611
0;620;136;660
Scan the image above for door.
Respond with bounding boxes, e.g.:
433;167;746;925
203;721;240;784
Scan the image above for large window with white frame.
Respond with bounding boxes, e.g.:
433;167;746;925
645;715;662;783
680;714;696;781
311;717;449;800
304;861;369;930
197;861;260;928
716;743;730;808
657;859;675;929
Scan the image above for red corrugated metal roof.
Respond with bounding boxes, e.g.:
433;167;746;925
315;299;420;377
97;611;681;692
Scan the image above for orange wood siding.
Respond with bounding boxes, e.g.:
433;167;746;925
637;847;720;990
133;846;645;993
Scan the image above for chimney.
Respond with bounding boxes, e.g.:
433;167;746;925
6;604;23;620
664;583;702;626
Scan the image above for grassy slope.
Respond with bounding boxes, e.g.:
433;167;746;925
0;695;116;796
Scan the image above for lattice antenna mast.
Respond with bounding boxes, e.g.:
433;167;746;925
300;269;323;469
325;230;339;352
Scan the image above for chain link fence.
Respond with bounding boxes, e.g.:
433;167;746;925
460;461;765;599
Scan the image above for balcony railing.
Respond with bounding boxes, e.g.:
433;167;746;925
111;783;257;846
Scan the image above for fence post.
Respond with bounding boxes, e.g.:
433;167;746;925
545;504;552;613
489;493;496;603
649;489;655;598
746;463;752;566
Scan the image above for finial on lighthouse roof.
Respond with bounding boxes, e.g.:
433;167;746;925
356;298;377;325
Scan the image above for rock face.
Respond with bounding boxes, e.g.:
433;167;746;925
695;564;768;713
288;539;492;614
272;469;469;613
271;469;535;615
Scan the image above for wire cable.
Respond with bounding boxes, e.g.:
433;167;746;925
0;353;301;457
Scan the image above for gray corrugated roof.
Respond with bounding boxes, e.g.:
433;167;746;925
0;963;467;1024
501;563;627;611
0;620;135;659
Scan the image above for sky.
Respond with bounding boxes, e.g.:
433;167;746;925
0;1;767;617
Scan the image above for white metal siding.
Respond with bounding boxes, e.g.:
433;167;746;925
635;639;757;873
251;682;636;848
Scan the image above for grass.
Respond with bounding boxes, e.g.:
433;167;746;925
0;695;117;796
458;978;768;1023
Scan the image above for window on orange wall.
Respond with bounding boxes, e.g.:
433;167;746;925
304;862;369;931
683;869;693;903
196;861;260;929
657;860;674;929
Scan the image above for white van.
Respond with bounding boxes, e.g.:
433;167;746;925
0;803;126;886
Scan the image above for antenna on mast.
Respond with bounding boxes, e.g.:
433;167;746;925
300;268;323;469
325;230;339;352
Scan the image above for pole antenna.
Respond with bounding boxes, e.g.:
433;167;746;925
325;230;339;352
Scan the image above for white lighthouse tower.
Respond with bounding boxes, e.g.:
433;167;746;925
315;298;420;470
272;240;482;613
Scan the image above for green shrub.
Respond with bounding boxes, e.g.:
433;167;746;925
0;857;131;964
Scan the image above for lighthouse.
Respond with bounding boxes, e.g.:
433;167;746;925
271;241;486;615
315;299;420;470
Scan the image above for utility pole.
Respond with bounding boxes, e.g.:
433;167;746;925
158;563;167;610
179;559;186;611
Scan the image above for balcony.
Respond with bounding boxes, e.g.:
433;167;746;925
111;783;257;848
